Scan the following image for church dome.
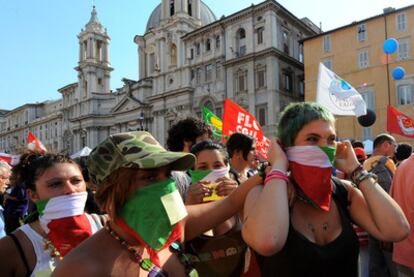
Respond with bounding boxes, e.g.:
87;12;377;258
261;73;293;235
146;1;217;32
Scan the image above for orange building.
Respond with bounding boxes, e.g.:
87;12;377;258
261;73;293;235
303;5;414;145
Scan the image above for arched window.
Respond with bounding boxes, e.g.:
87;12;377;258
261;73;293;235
237;28;246;56
170;0;175;16
170;43;177;66
188;0;192;16
205;39;211;52
203;100;214;111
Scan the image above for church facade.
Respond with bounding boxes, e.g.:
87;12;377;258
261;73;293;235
0;0;319;154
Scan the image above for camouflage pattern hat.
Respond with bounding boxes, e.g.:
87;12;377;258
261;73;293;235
87;131;195;185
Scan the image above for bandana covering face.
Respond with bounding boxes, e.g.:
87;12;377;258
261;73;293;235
36;192;92;256
117;178;188;266
287;146;336;212
189;167;230;202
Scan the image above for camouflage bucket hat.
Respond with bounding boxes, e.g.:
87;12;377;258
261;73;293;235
87;131;195;185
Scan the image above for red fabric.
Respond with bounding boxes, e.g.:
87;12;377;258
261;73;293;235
289;161;333;212
387;105;414;138
46;214;93;256
353;224;369;246
27;131;47;153
353;147;366;162
222;99;270;159
240;248;261;277
116;218;183;268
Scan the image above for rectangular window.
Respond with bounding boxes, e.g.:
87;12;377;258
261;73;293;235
216;63;222;79
190;69;195;80
196;67;202;84
215;107;222;119
190;48;194;60
256;69;266;89
283;31;289;54
322;59;332;70
196;43;200;55
358;49;369;68
256;106;267;126
397;13;406;32
205;64;213;82
239;74;246;92
323;35;331;52
397;85;413;105
215;35;220;49
257;27;264;45
357;24;367;42
239;45;246;56
398;39;409;60
298;79;304;96
283;72;292;92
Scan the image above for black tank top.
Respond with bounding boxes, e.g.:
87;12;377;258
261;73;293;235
184;219;246;277
257;178;359;277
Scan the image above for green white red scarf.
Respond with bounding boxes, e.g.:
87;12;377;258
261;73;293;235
287;146;336;212
36;192;92;256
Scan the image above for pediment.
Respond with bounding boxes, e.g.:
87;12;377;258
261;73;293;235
112;96;140;114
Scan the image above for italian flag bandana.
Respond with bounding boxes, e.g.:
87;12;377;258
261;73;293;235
36;192;92;256
286;146;336;212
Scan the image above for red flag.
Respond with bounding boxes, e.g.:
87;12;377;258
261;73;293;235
27;131;47;153
222;99;270;159
387;105;414;138
0;153;20;166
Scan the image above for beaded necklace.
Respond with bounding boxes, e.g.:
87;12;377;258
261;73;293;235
105;223;169;277
42;238;63;261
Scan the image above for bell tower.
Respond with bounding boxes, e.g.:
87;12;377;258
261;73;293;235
76;6;112;99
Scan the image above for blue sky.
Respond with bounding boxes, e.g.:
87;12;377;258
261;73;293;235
1;0;412;110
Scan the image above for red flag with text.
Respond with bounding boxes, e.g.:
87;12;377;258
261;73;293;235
387;105;414;138
222;99;270;159
27;131;47;153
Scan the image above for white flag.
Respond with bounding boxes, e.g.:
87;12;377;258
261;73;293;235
316;63;367;116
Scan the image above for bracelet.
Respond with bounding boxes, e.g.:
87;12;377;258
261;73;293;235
269;168;287;175
264;171;289;185
350;166;378;188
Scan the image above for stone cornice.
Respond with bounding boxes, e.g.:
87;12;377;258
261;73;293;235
223;47;304;69
147;86;194;102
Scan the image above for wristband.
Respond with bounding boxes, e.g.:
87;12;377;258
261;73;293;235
264;171;289;185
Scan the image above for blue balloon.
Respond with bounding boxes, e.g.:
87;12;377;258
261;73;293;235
383;38;398;54
392;67;405;80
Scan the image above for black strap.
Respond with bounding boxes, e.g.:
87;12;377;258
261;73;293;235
9;233;31;277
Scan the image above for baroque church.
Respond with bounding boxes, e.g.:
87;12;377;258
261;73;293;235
0;0;319;154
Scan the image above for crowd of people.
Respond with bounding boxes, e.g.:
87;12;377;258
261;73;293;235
0;101;412;277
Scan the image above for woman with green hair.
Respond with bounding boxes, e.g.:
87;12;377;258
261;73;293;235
242;102;409;276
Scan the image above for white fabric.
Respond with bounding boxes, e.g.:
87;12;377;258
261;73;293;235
19;224;58;277
200;167;230;183
19;214;103;277
316;63;367;116
39;192;87;233
70;147;92;159
286;146;331;168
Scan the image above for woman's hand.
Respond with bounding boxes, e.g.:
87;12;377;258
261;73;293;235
267;138;289;173
215;177;238;197
185;181;212;205
334;140;360;175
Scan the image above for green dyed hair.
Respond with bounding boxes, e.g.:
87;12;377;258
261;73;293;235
277;102;335;147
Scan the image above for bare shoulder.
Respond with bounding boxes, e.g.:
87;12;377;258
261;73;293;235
0;230;34;276
52;229;109;277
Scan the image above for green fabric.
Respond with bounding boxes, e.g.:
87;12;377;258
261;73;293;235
189;169;212;184
202;106;223;139
35;198;49;217
120;178;180;250
319;146;336;165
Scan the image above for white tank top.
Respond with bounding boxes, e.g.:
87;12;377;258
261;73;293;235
18;213;103;277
